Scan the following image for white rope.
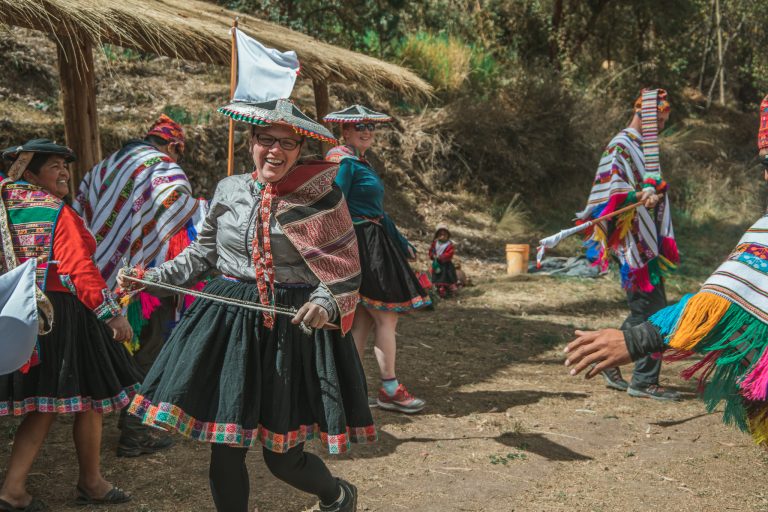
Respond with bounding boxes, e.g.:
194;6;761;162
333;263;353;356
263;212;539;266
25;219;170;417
121;275;316;334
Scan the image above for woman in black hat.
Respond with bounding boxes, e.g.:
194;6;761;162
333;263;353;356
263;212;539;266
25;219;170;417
324;105;430;415
123;99;374;512
0;139;141;510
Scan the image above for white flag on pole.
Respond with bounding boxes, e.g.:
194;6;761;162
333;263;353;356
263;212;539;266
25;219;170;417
233;28;300;103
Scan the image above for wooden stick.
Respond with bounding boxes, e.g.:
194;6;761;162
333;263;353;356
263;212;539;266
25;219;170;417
226;17;239;177
590;200;643;225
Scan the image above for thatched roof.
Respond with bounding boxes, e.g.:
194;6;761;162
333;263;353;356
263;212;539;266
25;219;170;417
0;0;432;97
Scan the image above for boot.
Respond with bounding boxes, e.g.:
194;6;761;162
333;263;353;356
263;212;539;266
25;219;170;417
117;410;175;457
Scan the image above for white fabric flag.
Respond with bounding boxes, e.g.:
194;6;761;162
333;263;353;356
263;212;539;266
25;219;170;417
0;259;40;375
233;28;300;103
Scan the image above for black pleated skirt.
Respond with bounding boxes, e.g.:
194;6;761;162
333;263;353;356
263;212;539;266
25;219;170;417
0;292;142;415
129;278;376;454
355;221;431;312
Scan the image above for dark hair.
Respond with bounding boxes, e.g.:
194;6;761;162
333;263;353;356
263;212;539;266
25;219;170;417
25;152;55;175
145;134;170;147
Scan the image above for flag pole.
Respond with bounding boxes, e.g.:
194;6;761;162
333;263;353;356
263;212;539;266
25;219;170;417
227;17;239;177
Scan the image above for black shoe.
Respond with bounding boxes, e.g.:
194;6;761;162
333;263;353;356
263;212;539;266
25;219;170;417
627;384;681;401
319;479;357;512
601;367;629;391
117;431;175;458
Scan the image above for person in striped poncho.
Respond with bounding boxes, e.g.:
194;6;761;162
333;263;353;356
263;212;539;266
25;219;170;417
74;114;206;457
564;94;768;446
576;89;680;400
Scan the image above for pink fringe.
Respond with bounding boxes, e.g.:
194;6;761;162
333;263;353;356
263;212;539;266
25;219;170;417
680;350;722;393
140;291;161;320
598;192;629;218
184;281;206;310
660;236;679;264
740;347;768;401
628;266;654;293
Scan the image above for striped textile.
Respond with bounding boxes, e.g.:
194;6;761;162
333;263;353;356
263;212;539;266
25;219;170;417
74;142;199;288
576;128;676;291
640;89;661;178
700;215;768;322
273;161;362;334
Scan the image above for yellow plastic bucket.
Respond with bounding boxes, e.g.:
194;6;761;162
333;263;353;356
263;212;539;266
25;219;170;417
506;244;529;276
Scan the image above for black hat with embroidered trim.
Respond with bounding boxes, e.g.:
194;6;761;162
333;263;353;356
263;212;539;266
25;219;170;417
323;104;392;124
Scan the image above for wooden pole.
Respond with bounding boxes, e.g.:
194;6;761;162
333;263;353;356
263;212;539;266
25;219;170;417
227;18;239;177
312;78;332;153
715;0;725;106
56;34;101;194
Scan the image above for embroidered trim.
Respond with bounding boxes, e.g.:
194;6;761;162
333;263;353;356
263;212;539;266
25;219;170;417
59;274;77;295
129;395;377;454
359;294;431;312
0;384;139;415
94;289;122;321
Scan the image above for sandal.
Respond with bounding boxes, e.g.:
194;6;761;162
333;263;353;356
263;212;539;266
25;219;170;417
74;486;131;506
0;497;48;511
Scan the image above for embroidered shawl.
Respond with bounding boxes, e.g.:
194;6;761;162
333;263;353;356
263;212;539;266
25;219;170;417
273;161;361;334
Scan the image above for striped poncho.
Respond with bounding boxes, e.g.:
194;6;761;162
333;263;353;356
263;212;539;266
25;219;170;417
74;141;201;289
576;128;678;291
650;215;768;443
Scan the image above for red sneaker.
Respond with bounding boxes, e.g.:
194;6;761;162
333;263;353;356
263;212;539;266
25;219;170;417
377;384;426;414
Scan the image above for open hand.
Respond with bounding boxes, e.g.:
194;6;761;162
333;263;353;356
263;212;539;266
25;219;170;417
563;329;631;378
292;302;330;329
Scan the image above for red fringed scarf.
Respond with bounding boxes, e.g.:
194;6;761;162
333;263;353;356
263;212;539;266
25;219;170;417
251;161;361;333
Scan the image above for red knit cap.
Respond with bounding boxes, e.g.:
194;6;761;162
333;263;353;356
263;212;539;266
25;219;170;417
759;95;768;150
146;114;185;146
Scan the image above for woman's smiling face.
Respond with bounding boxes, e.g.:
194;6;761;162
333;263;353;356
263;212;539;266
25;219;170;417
250;125;303;183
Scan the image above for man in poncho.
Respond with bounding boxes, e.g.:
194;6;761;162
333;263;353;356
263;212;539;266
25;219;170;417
564;94;768;445
74;114;206;457
576;89;680;400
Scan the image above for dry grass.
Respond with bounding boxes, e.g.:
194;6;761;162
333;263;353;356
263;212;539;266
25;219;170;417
398;33;472;93
0;0;432;97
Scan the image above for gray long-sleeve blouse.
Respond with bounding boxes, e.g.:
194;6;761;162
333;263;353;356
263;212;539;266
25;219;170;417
149;173;338;319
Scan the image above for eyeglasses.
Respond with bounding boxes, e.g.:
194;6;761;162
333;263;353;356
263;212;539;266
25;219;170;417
353;123;376;132
254;134;303;151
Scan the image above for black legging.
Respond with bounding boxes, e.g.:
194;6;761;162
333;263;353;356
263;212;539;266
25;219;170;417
209;443;340;512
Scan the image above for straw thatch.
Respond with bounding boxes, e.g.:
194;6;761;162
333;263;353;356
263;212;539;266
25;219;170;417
0;0;432;97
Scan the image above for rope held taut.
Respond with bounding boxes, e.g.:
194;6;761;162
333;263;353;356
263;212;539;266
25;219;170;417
120;275;339;333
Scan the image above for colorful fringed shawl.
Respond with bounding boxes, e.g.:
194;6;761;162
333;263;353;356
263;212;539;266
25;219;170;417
74;141;200;289
649;215;768;443
0;180;62;289
0;180;62;370
273;161;362;334
576;128;678;291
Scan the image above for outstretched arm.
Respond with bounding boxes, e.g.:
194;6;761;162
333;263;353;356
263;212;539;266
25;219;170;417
564;322;664;378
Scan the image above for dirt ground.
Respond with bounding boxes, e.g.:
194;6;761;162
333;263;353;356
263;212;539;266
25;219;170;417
4;263;768;512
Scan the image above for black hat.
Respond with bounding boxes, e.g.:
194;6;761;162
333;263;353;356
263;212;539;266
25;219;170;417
2;138;76;163
1;139;76;181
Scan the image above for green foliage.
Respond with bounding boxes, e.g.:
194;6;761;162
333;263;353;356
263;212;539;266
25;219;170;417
397;32;472;93
162;105;212;126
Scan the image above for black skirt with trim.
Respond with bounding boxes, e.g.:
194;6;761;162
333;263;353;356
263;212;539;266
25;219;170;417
129;278;376;454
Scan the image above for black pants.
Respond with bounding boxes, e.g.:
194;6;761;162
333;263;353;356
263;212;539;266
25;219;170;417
620;281;667;387
209;443;340;512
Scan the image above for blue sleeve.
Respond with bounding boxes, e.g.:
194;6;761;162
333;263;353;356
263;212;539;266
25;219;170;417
334;160;354;198
382;213;415;257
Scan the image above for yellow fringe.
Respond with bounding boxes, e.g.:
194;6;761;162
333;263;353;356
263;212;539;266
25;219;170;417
668;292;731;351
615;209;635;241
749;415;768;446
